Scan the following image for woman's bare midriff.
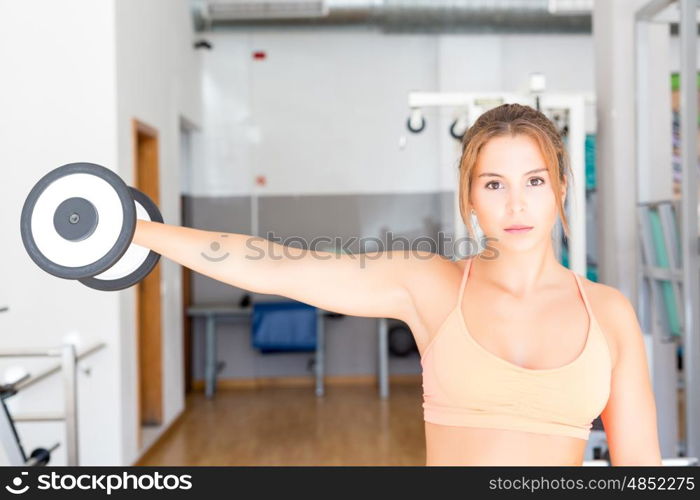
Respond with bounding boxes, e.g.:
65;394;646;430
425;422;587;466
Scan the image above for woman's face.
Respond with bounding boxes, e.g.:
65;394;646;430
469;134;565;252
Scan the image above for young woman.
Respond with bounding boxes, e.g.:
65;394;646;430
133;103;662;466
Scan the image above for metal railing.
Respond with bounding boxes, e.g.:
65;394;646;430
0;342;106;466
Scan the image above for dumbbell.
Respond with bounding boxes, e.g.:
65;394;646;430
20;162;163;291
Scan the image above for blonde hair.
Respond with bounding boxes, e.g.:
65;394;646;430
458;103;572;241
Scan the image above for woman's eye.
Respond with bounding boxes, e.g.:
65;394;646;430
486;178;544;190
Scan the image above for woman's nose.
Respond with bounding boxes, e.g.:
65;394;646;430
506;191;526;213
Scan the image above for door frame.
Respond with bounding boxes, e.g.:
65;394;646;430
132;118;163;451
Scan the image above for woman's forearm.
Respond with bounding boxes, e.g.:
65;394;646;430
132;219;279;294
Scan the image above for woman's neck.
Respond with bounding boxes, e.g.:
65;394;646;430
472;242;563;298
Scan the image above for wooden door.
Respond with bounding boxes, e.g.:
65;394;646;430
133;119;163;446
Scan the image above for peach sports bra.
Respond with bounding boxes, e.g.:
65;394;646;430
421;258;612;441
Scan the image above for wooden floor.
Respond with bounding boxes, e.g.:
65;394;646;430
136;382;426;466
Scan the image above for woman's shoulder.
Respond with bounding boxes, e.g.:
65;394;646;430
579;275;633;320
399;251;464;299
581;277;638;369
405;250;465;274
400;252;467;353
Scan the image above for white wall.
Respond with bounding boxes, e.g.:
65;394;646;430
0;0;119;465
193;31;596;198
195;31;441;197
0;0;200;466
435;34;595;194
114;0;202;465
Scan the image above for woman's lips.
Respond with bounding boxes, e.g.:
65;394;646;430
504;226;533;234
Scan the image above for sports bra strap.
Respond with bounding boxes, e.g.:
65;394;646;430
456;257;472;308
571;270;593;319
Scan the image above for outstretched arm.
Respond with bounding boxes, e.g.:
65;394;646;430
133;220;439;322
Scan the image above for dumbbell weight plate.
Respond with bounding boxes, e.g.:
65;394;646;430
20;163;136;280
79;187;163;291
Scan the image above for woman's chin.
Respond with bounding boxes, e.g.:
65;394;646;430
486;231;541;252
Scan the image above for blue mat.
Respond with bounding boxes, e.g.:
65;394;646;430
251;301;317;353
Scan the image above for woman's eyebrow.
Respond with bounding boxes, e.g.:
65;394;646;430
477;168;548;178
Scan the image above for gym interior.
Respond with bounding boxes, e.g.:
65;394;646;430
0;0;699;467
